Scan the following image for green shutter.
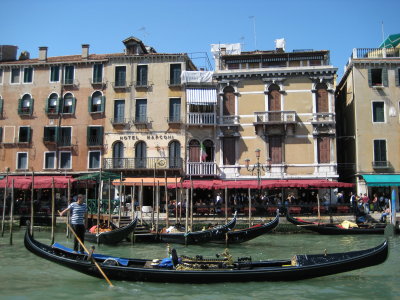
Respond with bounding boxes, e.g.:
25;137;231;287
27;127;32;142
57;97;62;113
88;96;92;113
100;96;106;113
55;127;59;143
30;99;34;115
45;97;49;113
382;68;388;87
99;126;104;144
0;127;2;143
396;68;400;86
368;68;372;87
71;97;76;114
43;127;49;140
87;126;91;146
18;99;22;114
0;98;3;116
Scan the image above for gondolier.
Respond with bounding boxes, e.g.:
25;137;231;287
59;194;87;252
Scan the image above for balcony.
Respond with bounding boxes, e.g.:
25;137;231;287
134;80;152;89
186;162;217;176
43;136;57;144
219;115;240;126
133;117;149;126
57;136;72;148
103;157;183;170
372;161;389;169
90;77;106;87
87;136;103;147
62;79;78;87
112;80;129;89
110;118;131;126
167;79;181;87
167;116;182;124
311;113;335;125
254;111;296;124
187;113;216;126
18;107;33;116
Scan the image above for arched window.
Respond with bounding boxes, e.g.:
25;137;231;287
203;139;214;162
18;94;34;115
135;141;147;168
315;83;329;113
89;91;105;113
62;93;76;114
169;140;181;168
223;86;235;116
188;140;200;162
268;84;281;121
113;141;124;168
46;93;59;114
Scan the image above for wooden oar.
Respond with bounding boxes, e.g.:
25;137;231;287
66;222;114;287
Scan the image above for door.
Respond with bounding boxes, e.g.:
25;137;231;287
268;85;281;121
318;137;330;163
316;87;329;113
113;141;124;168
269;136;282;164
136;99;147;123
222;138;236;165
135;141;147;168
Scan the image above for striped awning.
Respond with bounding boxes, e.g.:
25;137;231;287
187;88;217;105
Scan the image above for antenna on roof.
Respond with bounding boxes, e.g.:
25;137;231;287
381;21;385;47
249;16;257;50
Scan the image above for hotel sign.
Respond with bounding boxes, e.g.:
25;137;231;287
119;134;176;141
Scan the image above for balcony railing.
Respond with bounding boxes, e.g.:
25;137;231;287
112;80;128;88
133;117;149;125
103;157;183;170
372;161;389;169
187;113;216;125
110;118;130;126
87;136;103;147
352;48;400;59
167;116;182;124
57;136;72;147
311;113;335;124
167;79;181;87
254;111;296;124
43;136;57;144
186;162;217;176
134;80;152;88
62;78;78;86
219;115;240;126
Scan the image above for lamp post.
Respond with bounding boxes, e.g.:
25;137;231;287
244;149;270;188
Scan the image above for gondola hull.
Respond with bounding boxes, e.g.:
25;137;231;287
158;213;237;245
211;210;279;244
286;214;386;235
84;215;138;244
24;228;388;283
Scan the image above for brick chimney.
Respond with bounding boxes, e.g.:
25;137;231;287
38;46;47;61
82;44;89;59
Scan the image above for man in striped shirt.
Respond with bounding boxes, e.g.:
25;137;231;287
59;194;87;252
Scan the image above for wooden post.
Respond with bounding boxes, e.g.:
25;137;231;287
85;180;89;228
248;187;252;227
185;188;189;243
118;172;122;227
131;185;136;244
66;179;71;238
140;179;143;225
108;178;111;228
175;176;178;224
9;179;14;245
156;181;160;234
165;172;169;228
51;177;55;244
1;169;8;237
225;187;228;224
317;193;321;221
190;179;193;231
97;171;102;235
30;171;34;235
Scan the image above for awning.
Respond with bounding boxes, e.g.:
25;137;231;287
166;179;353;189
75;171;120;181
0;175;75;189
379;33;400;49
362;174;400;187
187;88;217;105
113;177;181;186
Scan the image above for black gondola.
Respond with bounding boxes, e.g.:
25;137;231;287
24;227;388;283
84;215;138;244
158;212;237;244
210;210;279;244
286;214;387;235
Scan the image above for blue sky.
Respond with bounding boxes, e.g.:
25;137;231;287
1;0;399;78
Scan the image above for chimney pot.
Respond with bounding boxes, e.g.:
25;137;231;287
39;46;48;61
82;44;89;59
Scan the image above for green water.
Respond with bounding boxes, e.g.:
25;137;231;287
0;228;398;300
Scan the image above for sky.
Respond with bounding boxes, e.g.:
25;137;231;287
1;0;399;79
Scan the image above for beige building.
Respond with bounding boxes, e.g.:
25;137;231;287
210;42;338;185
336;38;400;198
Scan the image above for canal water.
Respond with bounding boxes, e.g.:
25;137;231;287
0;227;398;300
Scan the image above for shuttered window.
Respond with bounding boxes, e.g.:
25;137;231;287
269;136;282;163
317;137;330;164
222;137;236;165
374;140;387;164
368;68;388;87
316;88;329;113
223;86;235;116
372;102;385;122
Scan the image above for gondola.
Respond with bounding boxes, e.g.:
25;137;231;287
210;210;279;244
24;227;388;283
158;212;237;244
84;215;138;244
286;213;387;235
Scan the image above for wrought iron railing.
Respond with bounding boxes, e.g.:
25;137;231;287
103;157;183;170
254;111;296;123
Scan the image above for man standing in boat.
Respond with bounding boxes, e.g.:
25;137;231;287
59;194;87;252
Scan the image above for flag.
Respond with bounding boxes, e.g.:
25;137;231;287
200;143;208;162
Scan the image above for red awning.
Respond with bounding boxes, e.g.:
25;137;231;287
167;179;354;189
0;176;75;189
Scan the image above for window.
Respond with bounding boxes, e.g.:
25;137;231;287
115;66;126;87
0;127;3;143
222;138;236;165
11;68;20;84
50;66;60;82
17;152;28;170
88;91;105;113
44;152;56;169
317;136;330;163
62;93;76;114
23;67;33;83
396;68;400;86
135;99;147;123
169;64;181;85
92;64;103;83
373;140;387;167
46;93;59;114
18;126;31;143
58;127;72;146
64;66;74;85
59;151;72;169
368;68;388;87
43;126;57;143
88;151;101;169
316;83;329;113
113;100;125;123
135;141;147;168
0;97;3;116
18;94;34;115
112;141;124;168
372;102;385;122
269;136;282;164
169;98;181;122
137;65;148;86
169;141;181;168
87;126;103;146
0;69;3;84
